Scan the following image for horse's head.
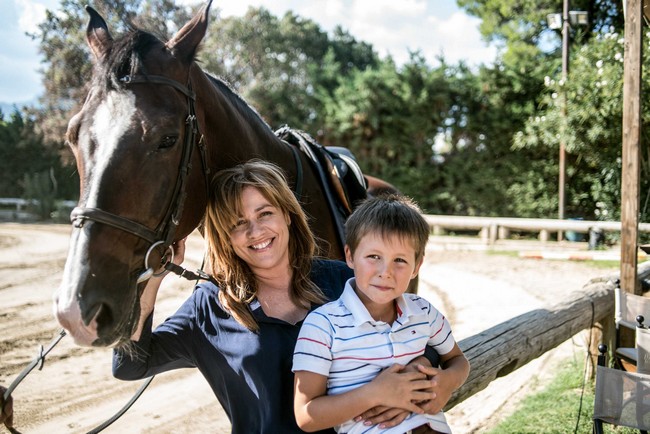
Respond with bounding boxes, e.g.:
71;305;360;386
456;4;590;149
55;2;212;347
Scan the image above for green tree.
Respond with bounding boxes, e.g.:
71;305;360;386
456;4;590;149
457;0;621;52
452;0;629;219
200;7;378;131
0;109;77;203
515;29;650;222
321;55;459;211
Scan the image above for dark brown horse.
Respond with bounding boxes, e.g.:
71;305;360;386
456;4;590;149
54;1;398;347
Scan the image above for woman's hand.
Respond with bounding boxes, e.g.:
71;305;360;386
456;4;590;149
170;238;187;266
0;385;13;430
412;365;450;414
353;406;409;429
132;238;187;341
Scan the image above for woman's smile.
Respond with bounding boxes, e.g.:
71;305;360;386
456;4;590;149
250;238;274;251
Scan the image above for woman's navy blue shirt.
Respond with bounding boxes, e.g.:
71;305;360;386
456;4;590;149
113;259;353;434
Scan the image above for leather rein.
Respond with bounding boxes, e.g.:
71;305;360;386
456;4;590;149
70;74;210;283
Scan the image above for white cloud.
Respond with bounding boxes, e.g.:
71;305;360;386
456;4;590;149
15;0;50;34
432;11;496;65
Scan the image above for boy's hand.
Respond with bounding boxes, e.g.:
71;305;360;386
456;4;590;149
368;365;434;415
354;363;433;428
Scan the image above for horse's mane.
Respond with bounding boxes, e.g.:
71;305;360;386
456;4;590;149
93;29;165;94
207;74;275;134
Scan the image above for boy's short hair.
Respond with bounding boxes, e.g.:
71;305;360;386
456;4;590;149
345;194;430;261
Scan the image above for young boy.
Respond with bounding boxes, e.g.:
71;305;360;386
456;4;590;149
293;195;470;433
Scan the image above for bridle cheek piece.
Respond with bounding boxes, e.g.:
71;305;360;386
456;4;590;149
70;74;209;283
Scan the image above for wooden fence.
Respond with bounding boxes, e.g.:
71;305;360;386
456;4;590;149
0;198;76;222
447;261;650;409
423;214;650;245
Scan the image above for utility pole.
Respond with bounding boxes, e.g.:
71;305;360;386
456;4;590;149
558;0;569;241
620;0;643;295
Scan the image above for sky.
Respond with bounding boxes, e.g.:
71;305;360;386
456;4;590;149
0;0;499;106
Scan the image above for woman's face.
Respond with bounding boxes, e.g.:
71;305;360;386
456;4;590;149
229;186;291;275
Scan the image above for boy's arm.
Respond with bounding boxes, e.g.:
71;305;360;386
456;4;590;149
294;366;433;432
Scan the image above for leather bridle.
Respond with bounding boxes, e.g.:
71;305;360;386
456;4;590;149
70;74;210;283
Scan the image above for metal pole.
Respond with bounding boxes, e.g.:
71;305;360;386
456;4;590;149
558;0;569;241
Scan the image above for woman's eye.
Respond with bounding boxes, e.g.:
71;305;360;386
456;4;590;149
158;135;178;149
230;219;245;231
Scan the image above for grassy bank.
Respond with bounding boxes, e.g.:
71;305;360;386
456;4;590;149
485;357;637;434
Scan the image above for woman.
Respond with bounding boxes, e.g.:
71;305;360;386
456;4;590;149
112;160;440;433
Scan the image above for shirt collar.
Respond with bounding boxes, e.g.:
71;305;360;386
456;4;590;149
341;278;414;326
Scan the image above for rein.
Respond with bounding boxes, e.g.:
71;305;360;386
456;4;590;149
70;74;209;283
2;264;214;433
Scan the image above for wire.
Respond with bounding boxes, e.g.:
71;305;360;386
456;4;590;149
573;299;595;434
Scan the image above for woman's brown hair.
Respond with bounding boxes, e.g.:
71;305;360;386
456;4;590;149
204;160;326;331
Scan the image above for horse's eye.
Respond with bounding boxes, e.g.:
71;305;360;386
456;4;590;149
158;135;178;149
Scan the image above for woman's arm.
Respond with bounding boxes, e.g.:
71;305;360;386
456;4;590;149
294;365;434;432
0;385;13;429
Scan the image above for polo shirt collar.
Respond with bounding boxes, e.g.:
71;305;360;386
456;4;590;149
341;278;414;327
396;292;420;323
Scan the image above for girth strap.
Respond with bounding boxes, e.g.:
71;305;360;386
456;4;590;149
288;144;303;201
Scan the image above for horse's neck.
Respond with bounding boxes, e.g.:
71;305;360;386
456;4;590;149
191;66;292;170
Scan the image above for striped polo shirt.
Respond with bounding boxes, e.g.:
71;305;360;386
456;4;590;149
293;278;455;434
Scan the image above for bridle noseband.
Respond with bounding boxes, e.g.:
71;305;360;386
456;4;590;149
71;74;209;283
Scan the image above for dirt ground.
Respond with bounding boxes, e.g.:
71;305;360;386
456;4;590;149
0;223;620;434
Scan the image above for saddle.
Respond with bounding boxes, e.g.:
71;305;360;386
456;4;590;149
275;126;367;249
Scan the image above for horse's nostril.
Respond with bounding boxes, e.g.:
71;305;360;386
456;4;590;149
95;303;114;329
83;302;113;330
82;302;101;326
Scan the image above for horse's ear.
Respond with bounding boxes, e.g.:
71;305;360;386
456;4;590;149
166;0;212;63
85;5;113;60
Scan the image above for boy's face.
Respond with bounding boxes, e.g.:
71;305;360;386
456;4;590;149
345;232;423;308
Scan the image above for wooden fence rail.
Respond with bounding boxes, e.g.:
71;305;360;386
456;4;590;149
447;261;650;409
423;214;650;245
